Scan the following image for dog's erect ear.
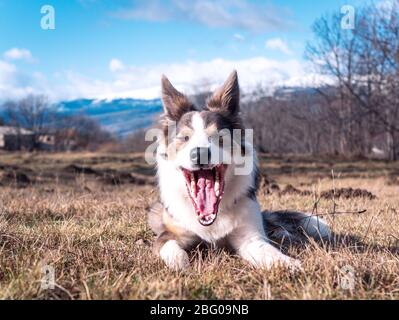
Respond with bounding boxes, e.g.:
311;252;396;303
207;70;239;115
161;75;194;121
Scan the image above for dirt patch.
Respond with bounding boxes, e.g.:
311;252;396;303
279;185;376;200
98;170;156;186
0;171;32;187
64;164;98;175
387;172;399;186
259;174;376;200
260;175;312;196
62;165;156;185
279;184;377;200
0;163;156;187
320;188;376;200
279;184;312;196
259;174;280;194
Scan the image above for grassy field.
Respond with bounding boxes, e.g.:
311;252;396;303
0;152;398;299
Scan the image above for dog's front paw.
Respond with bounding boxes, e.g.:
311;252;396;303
159;240;190;271
254;252;300;270
266;254;302;271
244;242;302;271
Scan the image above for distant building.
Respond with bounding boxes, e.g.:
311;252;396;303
0;126;34;151
0;126;55;151
38;134;56;151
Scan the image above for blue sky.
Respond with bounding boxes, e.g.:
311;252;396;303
0;0;369;101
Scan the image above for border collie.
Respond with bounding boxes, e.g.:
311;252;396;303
148;71;330;271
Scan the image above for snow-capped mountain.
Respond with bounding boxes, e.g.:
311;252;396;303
56;98;163;137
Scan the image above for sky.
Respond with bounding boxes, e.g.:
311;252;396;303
0;0;371;101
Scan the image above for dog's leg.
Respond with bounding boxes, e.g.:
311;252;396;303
149;203;200;271
149;204;200;271
154;231;190;271
154;230;202;271
228;226;301;270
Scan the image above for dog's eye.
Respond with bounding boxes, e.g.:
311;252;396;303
177;135;190;142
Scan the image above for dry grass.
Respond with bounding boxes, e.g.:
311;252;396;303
0;152;398;299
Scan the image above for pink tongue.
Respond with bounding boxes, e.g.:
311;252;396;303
196;170;217;216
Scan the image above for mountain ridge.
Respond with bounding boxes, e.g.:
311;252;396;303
56;98;163;137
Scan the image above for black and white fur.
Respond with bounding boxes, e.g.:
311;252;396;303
148;71;330;271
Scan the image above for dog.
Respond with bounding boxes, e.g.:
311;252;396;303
148;71;330;270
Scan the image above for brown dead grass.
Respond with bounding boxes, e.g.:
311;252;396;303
0;152;398;299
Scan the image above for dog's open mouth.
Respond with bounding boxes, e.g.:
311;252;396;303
182;165;226;226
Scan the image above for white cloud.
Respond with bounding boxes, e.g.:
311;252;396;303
111;0;292;33
0;59;48;100
265;38;293;55
66;57;331;100
109;58;125;72
233;33;245;42
0;56;333;102
4;48;34;62
0;59;16;75
0;60;17;97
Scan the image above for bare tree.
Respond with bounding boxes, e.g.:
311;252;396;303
3;95;56;149
305;1;399;160
55;115;115;151
2;95;115;152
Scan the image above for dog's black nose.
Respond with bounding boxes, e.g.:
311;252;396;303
190;147;211;165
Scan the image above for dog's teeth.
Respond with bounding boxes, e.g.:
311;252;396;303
190;173;197;193
215;181;220;196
